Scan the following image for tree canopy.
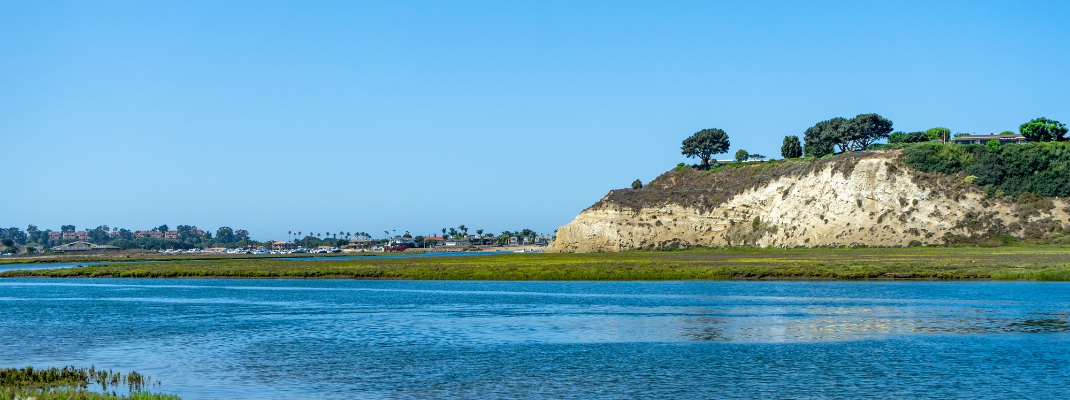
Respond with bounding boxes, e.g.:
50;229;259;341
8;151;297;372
681;128;730;167
803;117;846;157
781;135;802;159
1020;117;1067;142
734;149;750;163
803;114;894;156
888;131;930;144
925;127;950;142
844;113;893;150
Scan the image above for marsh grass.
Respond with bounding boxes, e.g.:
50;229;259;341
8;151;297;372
0;366;176;400
0;252;375;265
4;247;1070;281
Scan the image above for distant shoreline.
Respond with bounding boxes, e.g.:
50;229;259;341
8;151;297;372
3;246;1069;281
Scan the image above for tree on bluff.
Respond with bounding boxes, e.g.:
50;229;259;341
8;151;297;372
803;117;846;158
925;127;951;142
681;128;730;168
781;135;802;158
844;113;893;150
1020;117;1067;142
734;149;750;163
803;114;893;156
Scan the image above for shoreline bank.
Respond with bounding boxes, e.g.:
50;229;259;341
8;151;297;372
3;247;1069;281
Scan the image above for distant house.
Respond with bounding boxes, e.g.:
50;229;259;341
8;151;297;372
133;230;182;239
51;241;119;252
952;133;1028;145
443;238;467;246
389;237;417;247
54;231;89;241
272;241;294;250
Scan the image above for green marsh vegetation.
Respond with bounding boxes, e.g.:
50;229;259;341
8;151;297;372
0;366;177;400
3;247;1070;281
0;251;376;265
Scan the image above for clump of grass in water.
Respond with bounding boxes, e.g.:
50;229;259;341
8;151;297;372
0;366;177;400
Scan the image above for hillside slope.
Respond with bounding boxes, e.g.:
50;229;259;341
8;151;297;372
551;151;1070;252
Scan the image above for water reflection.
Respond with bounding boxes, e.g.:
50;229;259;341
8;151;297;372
676;307;1070;342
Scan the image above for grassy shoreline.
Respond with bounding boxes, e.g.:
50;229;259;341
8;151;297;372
3;247;1070;281
0;366;177;400
0;252;388;265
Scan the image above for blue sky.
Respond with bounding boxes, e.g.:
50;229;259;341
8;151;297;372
3;0;1068;240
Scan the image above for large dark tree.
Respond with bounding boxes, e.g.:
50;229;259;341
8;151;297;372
87;225;110;243
216;226;235;243
803;118;845;157
681;128;730;167
842;113;893;151
781;135;802;158
804;114;893;155
1020;117;1068;142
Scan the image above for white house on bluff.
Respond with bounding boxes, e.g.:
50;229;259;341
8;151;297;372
951;133;1028;145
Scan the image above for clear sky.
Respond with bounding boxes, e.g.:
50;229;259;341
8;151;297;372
3;0;1068;240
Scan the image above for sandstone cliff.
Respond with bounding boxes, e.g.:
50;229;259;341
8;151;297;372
551;151;1070;252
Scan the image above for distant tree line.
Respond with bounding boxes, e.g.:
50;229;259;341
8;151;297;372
679;114;894;166
0;224;258;253
682;115;1065;168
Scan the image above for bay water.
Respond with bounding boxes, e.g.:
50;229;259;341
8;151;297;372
1;279;1068;398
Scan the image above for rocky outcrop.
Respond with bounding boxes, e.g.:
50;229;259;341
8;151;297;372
551;151;1070;252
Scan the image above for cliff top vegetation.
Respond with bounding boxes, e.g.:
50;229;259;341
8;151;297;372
599;139;1070;215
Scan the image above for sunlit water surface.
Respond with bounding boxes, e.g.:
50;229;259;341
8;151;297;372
1;279;1068;399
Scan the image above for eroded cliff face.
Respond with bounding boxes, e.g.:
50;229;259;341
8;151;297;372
551;151;1070;252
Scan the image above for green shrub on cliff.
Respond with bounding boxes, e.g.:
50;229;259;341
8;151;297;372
781;136;802;158
904;141;1070;197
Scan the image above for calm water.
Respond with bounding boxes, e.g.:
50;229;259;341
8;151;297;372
1;280;1068;399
